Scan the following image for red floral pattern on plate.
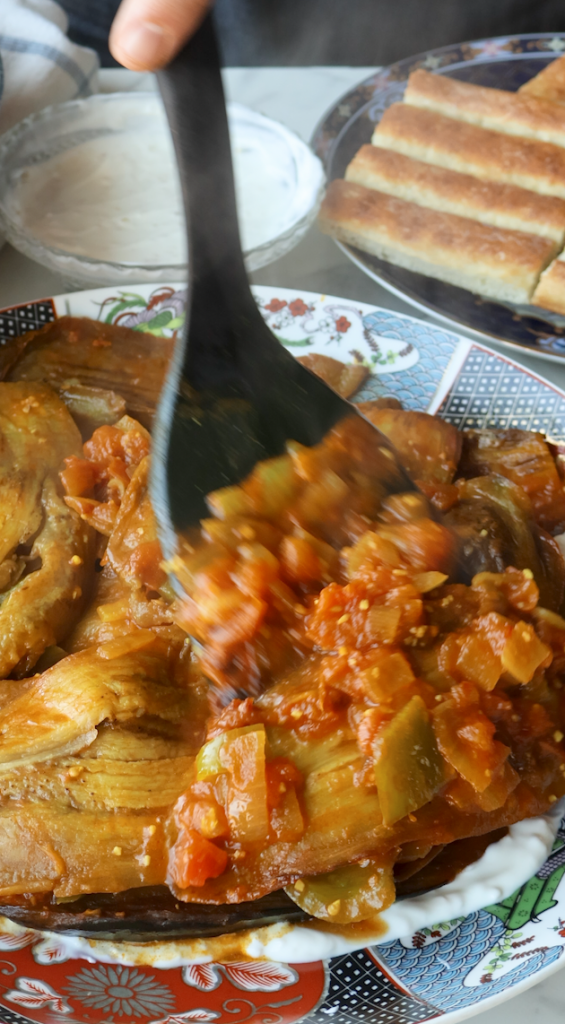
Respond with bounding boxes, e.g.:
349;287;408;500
288;299;309;317
0;939;325;1024
182;962;297;993
5;978;71;1014
152;1011;220;1024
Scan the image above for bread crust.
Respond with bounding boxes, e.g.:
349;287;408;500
346;144;565;243
373;104;565;199
532;256;565;315
405;68;565;147
519;57;565;106
318;179;555;304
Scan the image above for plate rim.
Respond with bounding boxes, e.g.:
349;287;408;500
40;279;565;402
336;241;565;367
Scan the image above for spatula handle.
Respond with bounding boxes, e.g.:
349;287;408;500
156;14;251;391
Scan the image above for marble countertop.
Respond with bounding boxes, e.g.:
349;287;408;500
0;65;564;1021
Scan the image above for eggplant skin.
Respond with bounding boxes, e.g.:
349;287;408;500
0;888;309;941
444;499;512;578
446;475;565;611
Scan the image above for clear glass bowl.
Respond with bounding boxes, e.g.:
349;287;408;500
0;92;325;289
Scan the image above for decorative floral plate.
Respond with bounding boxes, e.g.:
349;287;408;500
311;33;565;365
2;282;565;1024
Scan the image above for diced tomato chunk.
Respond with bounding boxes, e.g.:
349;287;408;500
379;520;456;574
125;539;166;591
176;798;229;839
168;829;228;888
265;757;303;809
206;698;262;740
84;424;125;465
60;456;100;497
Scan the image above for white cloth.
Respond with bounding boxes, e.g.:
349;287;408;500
0;0;99;134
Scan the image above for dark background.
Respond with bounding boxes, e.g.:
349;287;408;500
61;0;565;68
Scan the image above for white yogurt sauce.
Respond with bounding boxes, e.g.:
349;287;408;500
14;100;318;264
0;805;560;968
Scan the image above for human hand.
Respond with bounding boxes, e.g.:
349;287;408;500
109;0;211;70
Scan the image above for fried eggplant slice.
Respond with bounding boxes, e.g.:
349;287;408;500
0;382;82;561
0;806;169;897
0;756;195;812
0;641;207;899
0;887;308;939
0;478;93;677
0;644;192;768
57;383;127;439
1;318;173;429
460;428;565;533
358;406;461;484
65;565;178;654
297;354;369;398
103;456;166;592
443;498;511;577
0;383;94;675
446;475;565;610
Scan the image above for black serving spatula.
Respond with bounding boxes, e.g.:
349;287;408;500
152;13;413;567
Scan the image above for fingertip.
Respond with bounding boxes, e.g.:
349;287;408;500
109;20;176;71
109;0;211;71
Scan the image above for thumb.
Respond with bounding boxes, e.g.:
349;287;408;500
109;0;211;71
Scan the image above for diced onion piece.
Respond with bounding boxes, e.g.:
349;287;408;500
284;855;396;924
97;597;130;623
374;696;444;826
242;455;298;518
501;622;552;683
176;798;229;840
456;633;502;692
207;484;251;520
97;630;157;659
367;605;402;644
533;607;565;632
292;527;339;576
379;519;455;573
413;571;448;593
195;723;264;781
433;697;509;793
445;760;520;813
297;470;349;526
346;531;402;578
234;543;279;598
223;726;269;844
360;651;415;701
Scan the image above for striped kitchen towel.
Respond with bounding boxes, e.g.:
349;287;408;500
0;0;99;134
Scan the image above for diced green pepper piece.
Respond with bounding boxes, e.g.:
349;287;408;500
196;734;226;780
374;696;445;826
285;856;396;924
